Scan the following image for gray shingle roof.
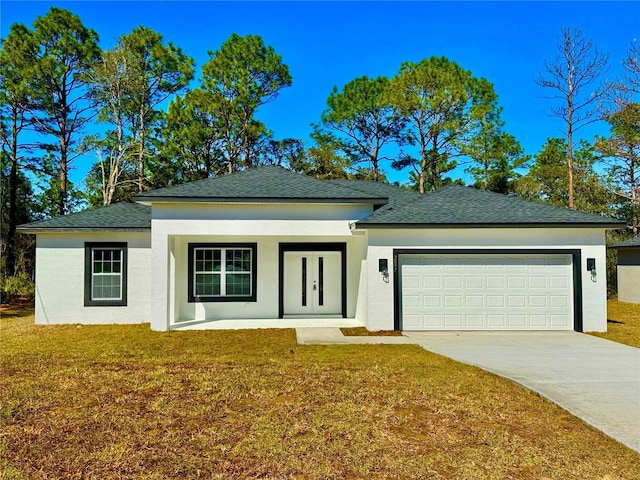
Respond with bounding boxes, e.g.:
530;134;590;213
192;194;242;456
355;185;625;227
135;166;387;203
325;179;423;207
17;168;624;232
17;202;151;232
613;236;640;248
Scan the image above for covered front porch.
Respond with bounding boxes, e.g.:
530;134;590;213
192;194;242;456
154;232;368;331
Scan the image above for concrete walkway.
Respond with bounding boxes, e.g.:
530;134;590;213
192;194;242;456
296;327;413;345
296;328;640;454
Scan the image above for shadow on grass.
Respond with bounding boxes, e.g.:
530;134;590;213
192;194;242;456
0;302;35;319
607;319;625;325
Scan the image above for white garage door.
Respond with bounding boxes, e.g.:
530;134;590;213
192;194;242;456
399;253;574;331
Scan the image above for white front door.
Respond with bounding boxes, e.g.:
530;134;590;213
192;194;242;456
284;251;342;316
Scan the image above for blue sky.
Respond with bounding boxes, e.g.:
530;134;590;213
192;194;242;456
2;1;639;186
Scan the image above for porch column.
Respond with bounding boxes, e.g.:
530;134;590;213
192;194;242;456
151;228;170;331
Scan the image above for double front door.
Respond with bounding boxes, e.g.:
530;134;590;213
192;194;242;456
283;251;341;316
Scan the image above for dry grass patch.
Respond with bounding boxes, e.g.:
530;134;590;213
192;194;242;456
340;327;403;336
590;300;640;348
1;308;639;479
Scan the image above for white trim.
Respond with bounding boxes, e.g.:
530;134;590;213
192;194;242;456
91;247;124;301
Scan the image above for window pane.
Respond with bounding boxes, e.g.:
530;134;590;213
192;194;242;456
103;262;112;274
101;275;121;300
93;285;103;299
112;250;121;261
196;249;222;272
226;273;250;296
93;262;103;274
226;249;251;272
195;273;220;296
92;274;121;300
113;262;121;273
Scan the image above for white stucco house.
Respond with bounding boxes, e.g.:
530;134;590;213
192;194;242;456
613;236;640;304
18;166;624;332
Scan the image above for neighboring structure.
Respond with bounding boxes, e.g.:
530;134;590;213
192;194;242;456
613;236;640;304
18;166;624;332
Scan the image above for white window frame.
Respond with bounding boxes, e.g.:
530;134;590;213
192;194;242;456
91;248;124;301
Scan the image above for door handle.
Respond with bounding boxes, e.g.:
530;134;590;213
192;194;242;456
313;282;317;291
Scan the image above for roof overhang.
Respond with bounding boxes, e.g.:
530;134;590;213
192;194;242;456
354;222;627;229
17;227;151;234
133;196;388;205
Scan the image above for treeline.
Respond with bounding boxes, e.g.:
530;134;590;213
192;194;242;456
1;8;639;298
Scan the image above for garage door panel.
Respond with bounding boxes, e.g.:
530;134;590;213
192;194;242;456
550;296;569;308
550;276;569;288
444;295;463;307
403;295;420;308
487;314;506;327
400;254;573;331
529;276;548;289
444;276;462;288
530;296;548;308
466;314;484;327
465;277;483;288
423;295;441;308
403;313;421;327
465;295;484;308
551;314;569;326
486;277;505;288
530;314;547;327
423;276;441;288
445;314;463;327
508;295;526;307
508;276;527;288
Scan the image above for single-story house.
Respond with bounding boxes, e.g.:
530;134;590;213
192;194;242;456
613;236;640;304
18;166;624;332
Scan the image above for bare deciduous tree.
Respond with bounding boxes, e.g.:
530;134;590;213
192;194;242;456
536;27;609;209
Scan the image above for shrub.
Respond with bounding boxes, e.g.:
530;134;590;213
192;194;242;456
3;274;35;303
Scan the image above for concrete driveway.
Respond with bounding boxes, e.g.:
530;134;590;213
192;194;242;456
403;331;640;454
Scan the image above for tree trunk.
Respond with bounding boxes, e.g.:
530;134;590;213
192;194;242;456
371;144;380;182
419;135;427;194
137;103;146;192
567;118;575;210
7;106;19;276
632;183;639;236
566;45;575;210
59;141;68;216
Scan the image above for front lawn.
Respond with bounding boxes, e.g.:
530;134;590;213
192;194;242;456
1;308;639;479
590;300;640;348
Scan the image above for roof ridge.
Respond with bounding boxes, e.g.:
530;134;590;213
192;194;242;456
135;165;387;201
138;165;286;196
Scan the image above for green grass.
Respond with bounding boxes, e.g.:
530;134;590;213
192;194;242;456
1;307;639;479
590;300;640;348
